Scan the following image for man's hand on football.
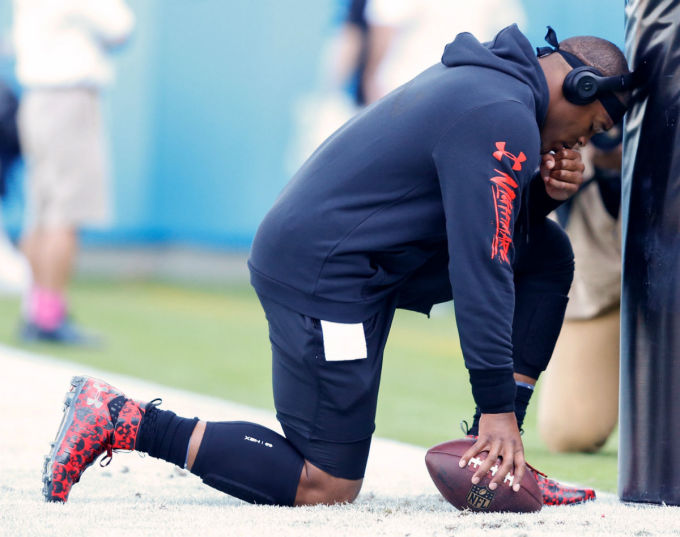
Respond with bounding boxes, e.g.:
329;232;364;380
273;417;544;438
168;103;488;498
458;412;525;492
541;148;585;201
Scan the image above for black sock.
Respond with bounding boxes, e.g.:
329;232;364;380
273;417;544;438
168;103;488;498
467;408;481;436
135;404;198;468
466;382;535;436
191;421;305;506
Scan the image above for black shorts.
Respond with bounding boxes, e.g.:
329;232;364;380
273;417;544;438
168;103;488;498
258;293;397;480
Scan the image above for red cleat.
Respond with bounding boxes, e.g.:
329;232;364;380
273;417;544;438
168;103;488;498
527;463;596;506
42;376;146;502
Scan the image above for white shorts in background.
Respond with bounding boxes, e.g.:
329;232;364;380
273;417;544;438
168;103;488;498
19;88;112;230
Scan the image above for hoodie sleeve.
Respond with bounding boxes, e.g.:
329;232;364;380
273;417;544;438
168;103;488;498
528;172;564;218
432;101;540;413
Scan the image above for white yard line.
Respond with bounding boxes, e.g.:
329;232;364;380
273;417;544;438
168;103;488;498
0;344;676;537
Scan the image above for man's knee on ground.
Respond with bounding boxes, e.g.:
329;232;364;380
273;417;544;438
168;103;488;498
294;460;363;506
538;413;611;453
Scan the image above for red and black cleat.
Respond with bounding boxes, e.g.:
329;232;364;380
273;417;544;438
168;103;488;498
42;376;145;502
527;463;596;506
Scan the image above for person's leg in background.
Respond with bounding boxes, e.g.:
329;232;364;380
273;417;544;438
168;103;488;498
18;88;110;344
21;226;78;334
537;307;620;453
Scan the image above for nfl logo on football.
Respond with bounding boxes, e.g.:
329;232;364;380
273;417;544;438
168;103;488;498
466;484;495;510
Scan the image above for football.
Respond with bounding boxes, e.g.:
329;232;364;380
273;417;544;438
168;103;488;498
425;438;542;513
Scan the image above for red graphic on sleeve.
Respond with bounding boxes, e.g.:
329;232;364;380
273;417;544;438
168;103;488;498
490;170;518;264
493;141;526;171
489;141;523;264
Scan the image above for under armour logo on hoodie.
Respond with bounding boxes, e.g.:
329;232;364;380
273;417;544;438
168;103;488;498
493;141;526;171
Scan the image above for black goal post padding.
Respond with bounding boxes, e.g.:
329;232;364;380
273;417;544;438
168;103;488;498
620;0;680;504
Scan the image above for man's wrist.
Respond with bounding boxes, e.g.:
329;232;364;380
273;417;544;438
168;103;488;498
468;368;516;414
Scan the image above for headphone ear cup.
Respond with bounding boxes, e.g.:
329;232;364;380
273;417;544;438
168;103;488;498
563;67;600;105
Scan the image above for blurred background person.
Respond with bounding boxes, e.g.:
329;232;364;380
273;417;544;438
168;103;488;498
12;0;134;345
286;0;370;173
316;0;371;110
361;0;526;103
537;128;623;453
0;76;30;297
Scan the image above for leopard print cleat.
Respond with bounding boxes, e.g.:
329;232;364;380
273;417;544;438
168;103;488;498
42;376;146;502
527;463;596;506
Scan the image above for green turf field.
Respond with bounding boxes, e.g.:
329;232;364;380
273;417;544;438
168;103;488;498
0;278;617;492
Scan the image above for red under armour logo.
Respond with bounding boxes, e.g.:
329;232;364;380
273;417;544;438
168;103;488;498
493;141;526;171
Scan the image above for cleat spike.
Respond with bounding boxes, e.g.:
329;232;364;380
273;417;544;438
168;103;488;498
71;375;86;387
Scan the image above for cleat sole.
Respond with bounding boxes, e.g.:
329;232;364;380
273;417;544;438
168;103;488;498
42;376;90;502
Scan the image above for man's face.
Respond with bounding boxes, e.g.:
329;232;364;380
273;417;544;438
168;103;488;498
540;99;614;154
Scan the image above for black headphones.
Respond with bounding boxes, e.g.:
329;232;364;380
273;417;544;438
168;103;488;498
563;66;633;106
537;27;635;123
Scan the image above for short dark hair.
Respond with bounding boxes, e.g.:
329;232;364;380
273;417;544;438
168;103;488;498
560;36;631;104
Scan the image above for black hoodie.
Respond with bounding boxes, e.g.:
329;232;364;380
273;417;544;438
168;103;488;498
249;25;550;413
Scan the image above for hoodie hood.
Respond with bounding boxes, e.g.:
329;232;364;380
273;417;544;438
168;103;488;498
441;24;549;126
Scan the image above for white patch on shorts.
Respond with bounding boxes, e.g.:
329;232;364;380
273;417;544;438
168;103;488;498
320;320;367;361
